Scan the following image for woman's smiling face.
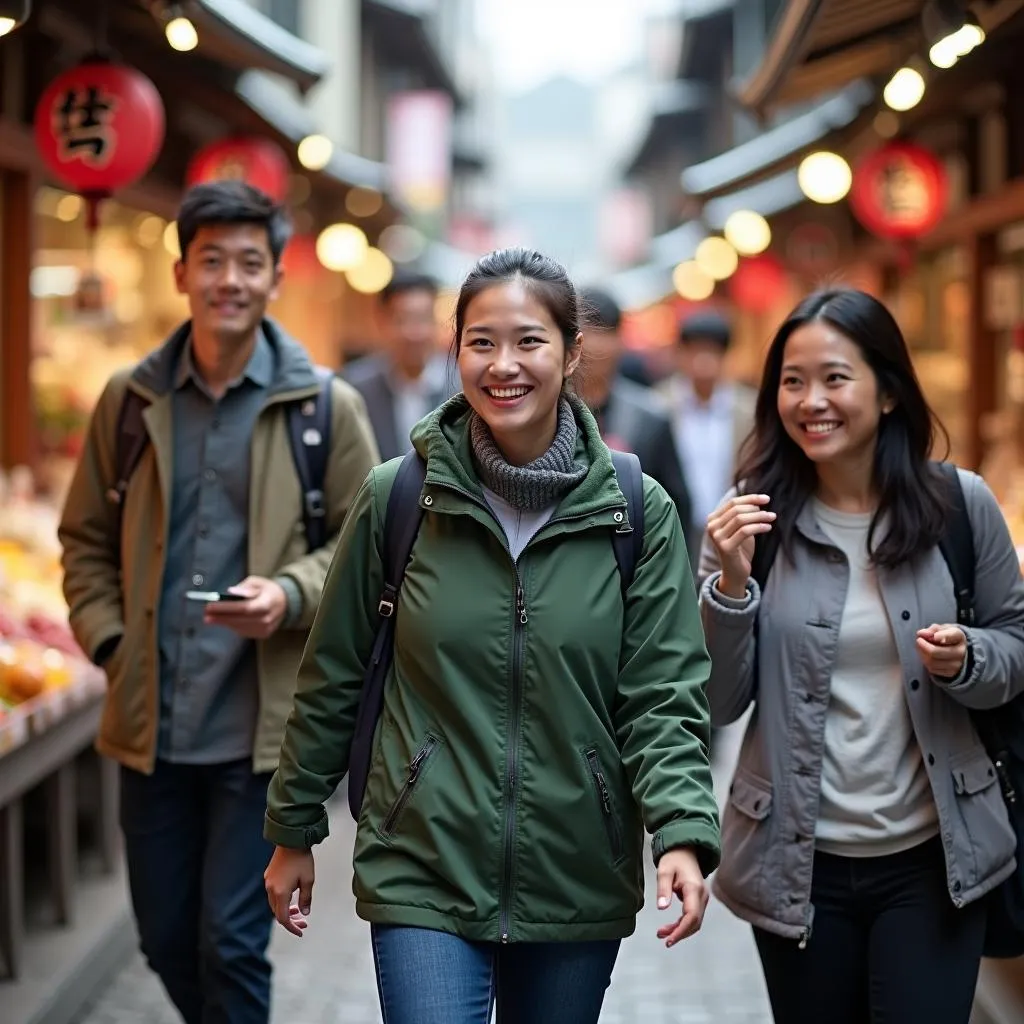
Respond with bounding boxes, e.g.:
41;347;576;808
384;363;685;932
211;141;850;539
458;279;582;465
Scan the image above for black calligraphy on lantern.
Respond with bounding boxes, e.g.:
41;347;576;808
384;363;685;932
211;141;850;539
52;86;118;167
875;158;929;226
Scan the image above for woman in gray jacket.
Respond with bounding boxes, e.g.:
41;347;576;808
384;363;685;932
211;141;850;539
700;288;1024;1023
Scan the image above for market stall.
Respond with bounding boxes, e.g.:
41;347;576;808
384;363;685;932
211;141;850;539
0;466;116;988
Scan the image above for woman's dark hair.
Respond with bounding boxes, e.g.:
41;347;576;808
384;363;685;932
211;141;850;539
736;288;950;569
453;247;582;355
176;180;292;266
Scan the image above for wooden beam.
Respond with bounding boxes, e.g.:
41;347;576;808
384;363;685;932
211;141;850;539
1;169;36;470
967;231;998;470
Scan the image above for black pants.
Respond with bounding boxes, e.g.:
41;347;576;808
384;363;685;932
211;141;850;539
120;759;275;1024
754;838;987;1024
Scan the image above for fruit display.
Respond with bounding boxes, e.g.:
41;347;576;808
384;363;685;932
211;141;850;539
0;466;104;757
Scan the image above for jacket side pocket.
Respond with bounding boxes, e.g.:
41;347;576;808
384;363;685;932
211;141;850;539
585;747;625;864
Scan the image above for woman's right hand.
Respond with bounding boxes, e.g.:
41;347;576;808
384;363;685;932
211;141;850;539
264;845;316;937
706;494;775;598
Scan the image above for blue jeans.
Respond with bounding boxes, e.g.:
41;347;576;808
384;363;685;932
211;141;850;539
119;759;275;1024
371;925;620;1024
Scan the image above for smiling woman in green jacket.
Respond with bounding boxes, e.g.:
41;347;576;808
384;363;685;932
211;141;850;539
262;247;720;1024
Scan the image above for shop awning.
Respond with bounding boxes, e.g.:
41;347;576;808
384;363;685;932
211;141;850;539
625;81;710;177
702;169;804;228
363;0;462;106
176;0;332;93
680;80;873;199
235;71;388;193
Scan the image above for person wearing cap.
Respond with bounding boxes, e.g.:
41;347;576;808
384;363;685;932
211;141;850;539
577;287;692;534
659;310;757;557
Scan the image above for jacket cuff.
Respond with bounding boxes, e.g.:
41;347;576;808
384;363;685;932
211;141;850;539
89;623;125;667
275;575;304;629
932;632;977;691
700;572;761;618
263;810;330;849
651;821;722;876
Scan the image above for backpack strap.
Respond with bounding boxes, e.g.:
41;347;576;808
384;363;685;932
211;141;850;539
347;450;428;820
106;389;152;539
934;461;977;627
286;368;334;553
609;450;644;593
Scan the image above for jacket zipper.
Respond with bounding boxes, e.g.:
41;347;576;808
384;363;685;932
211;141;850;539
798;902;815;950
585;748;623;861
380;735;437;837
500;564;528;944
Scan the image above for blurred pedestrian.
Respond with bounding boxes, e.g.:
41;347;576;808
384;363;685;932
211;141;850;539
699;288;1024;1023
577;286;692;533
264;247;720;1024
343;269;454;460
659;310;756;557
58;181;379;1024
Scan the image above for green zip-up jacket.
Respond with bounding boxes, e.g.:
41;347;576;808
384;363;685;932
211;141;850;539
265;395;720;943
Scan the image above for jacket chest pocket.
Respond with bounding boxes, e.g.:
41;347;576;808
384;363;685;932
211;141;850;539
377;734;440;841
584;748;625;865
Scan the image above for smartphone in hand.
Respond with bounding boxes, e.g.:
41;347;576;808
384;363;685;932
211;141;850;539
185;590;247;603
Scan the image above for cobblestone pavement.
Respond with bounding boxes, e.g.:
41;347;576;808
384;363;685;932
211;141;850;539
77;725;772;1023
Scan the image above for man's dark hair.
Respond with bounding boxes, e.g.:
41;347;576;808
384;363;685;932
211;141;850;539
679;309;731;350
579;287;622;332
176;180;292;266
380;269;440;306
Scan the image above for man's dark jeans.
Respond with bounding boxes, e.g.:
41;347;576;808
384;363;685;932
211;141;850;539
120;759;275;1024
753;837;987;1023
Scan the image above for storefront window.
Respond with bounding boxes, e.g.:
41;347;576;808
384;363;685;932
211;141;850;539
886;246;970;464
31;187;186;497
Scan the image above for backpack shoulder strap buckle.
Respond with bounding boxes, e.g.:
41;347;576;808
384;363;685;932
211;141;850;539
304;489;327;520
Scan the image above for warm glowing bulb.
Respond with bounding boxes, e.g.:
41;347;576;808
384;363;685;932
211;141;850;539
316;223;368;271
798;151;852;204
55;194;82;222
883;67;925;112
672;261;715;301
0;17;17;37
164;222;181;258
346;248;394;294
297;134;333;171
723;211;771;256
166;16;199;52
953;22;985;54
695;236;739;281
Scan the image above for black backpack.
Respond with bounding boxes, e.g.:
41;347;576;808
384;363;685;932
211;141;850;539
750;462;1024;959
106;368;334;553
346;448;646;821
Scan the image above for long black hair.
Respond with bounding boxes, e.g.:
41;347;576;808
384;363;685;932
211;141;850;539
736;288;950;569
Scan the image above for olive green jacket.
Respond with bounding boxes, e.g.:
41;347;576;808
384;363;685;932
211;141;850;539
266;396;719;942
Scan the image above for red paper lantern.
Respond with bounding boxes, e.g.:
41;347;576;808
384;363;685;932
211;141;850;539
186;137;291;203
34;60;165;228
850;142;948;240
729;254;786;314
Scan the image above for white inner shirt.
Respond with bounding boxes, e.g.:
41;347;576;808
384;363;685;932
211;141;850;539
813;499;939;857
670;378;736;532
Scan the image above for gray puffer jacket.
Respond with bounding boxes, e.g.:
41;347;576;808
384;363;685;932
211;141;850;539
698;468;1024;943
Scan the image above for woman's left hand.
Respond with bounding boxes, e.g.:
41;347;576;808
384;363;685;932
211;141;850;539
916;623;968;680
654;847;708;947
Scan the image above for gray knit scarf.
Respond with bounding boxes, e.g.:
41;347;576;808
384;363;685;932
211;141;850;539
469;397;587;511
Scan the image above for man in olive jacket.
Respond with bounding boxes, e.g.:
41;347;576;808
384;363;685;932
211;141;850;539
58;181;379;1024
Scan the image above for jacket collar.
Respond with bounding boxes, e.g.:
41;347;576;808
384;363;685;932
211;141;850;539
130;318;319;400
411;392;628;519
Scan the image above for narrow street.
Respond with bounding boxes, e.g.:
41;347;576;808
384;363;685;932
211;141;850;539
76;726;773;1023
